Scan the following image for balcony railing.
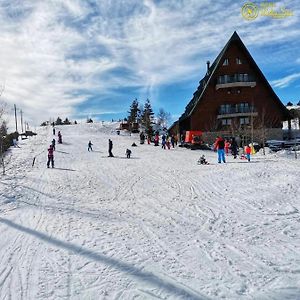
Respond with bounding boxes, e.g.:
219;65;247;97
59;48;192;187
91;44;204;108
216;74;256;89
218;106;256;115
217;106;258;119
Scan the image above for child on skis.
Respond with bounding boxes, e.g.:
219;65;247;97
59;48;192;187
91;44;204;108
47;144;54;168
245;144;251;162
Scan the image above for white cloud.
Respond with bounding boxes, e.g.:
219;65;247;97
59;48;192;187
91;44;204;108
0;0;299;127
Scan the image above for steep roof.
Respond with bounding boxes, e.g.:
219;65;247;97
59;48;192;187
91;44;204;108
179;31;289;122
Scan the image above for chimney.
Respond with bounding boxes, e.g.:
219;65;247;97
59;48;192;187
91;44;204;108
206;61;210;74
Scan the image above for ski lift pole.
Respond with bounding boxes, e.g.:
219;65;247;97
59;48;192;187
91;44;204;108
32;149;46;167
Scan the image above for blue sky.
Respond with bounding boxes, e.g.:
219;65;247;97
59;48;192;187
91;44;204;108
0;0;300;128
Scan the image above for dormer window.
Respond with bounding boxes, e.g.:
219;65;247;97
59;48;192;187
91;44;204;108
223;58;229;66
236;58;242;64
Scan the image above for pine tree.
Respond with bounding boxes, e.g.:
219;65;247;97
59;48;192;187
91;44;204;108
127;98;140;124
141;99;154;135
63;118;71;125
56;117;63;125
137;104;143;124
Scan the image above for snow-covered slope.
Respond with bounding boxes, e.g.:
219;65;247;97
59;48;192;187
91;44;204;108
0;123;299;300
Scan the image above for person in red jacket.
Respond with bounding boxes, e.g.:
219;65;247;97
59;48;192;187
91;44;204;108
245;144;251;162
214;136;226;163
47;145;54;168
224;139;230;155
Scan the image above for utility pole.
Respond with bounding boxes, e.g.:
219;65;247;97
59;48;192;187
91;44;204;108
251;102;254;145
20;109;24;133
14;104;18;132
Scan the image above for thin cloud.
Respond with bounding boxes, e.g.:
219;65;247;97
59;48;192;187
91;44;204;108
271;73;300;88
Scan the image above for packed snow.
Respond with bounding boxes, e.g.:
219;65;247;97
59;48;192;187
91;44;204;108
0;122;299;300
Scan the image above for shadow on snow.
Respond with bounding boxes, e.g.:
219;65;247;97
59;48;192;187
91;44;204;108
0;218;208;300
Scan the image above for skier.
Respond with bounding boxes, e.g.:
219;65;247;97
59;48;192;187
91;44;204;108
245;144;251;162
140;132;145;144
161;134;166;149
166;136;171;149
171;135;175;148
224;139;230;155
108;139;114;157
47;144;54;168
53;127;55;135
154;134;159;146
230;137;239;159
214;136;226;163
88;140;93;151
58;131;62;144
52;138;56;151
126;148;132;158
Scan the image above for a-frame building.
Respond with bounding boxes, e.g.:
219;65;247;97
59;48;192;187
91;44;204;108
172;31;290;144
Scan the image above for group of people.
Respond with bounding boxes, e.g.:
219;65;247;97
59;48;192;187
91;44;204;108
47;125;256;168
213;136;252;163
153;133;177;149
47;128;63;168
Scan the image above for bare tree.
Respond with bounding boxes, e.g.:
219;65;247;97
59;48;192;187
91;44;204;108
156;108;171;129
256;107;282;155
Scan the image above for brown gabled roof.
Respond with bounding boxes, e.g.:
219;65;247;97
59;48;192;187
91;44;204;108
179;31;290;122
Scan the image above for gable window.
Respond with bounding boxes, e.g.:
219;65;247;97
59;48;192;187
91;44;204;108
223;58;229;66
236;58;242;64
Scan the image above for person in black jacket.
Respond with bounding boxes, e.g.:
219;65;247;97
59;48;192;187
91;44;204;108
88;140;93;151
230;137;239;159
108;139;114;157
126;148;132;158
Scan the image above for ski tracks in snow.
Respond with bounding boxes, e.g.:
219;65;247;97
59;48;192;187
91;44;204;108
0;124;300;299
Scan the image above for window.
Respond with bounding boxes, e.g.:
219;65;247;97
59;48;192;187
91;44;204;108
223;58;229;66
222;119;232;126
236;58;242;64
220;104;231;114
240;117;249;125
240;102;249;112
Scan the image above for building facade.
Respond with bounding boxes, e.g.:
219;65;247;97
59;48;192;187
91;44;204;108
173;32;290;145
